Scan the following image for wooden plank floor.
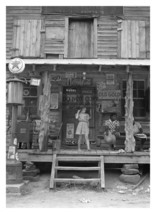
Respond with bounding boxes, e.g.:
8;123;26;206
18;149;150;164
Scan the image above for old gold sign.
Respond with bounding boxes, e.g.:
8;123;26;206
98;90;121;99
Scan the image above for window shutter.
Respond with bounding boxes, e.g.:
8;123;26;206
120;20;150;59
12;19;41;57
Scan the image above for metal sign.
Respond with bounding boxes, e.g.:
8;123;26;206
8;58;25;74
98;90;121;100
30;78;41;86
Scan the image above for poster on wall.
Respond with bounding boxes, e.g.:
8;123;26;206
106;74;115;85
51;93;59;109
66;123;74;139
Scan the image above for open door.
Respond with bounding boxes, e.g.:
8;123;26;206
62;86;96;147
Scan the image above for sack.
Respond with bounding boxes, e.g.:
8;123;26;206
104;130;116;144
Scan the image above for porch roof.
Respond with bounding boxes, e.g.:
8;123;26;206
6;59;150;66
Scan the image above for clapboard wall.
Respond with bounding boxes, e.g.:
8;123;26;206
44;15;65;57
97;16;118;58
6;6;150;59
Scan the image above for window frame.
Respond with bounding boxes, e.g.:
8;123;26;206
121;79;146;119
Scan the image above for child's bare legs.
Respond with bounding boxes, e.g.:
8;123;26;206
85;134;90;151
78;135;82;151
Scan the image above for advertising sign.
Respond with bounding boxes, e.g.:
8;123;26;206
8;58;25;74
66;123;74;139
98;90;121;100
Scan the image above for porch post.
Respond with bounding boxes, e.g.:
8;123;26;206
124;65;135;152
38;71;51;151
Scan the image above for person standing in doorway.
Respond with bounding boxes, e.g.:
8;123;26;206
75;107;90;151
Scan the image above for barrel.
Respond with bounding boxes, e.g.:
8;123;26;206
7;78;24;105
6;159;23;184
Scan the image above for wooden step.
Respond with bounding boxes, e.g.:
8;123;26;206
50;154;105;189
56;156;101;162
55;166;100;171
54;178;100;182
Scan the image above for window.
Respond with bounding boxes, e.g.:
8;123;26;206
20;84;38;118
121;80;146;117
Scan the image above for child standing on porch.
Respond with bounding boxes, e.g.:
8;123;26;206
75;107;90;151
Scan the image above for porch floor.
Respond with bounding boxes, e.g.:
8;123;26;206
18;149;150;164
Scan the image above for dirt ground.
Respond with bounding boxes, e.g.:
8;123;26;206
6;169;150;208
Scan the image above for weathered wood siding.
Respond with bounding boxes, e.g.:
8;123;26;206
97;17;118;58
123;7;150;20
6;6;150;59
44;15;65;56
120;20;150;59
6;10;14;59
6;6;41;59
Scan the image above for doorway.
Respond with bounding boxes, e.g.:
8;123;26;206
68;18;94;58
62;86;96;147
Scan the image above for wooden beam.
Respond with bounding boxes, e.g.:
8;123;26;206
50;153;56;189
55;166;100;171
54;178;100;182
38;71;51;151
32;64;36;72
98;65;102;72
93;18;97;58
18;150;150;164
53;64;56;71
64;17;69;58
11;105;18;145
124;65;135;152
117;19;122;58
6;59;150;66
100;155;105;188
40;17;46;58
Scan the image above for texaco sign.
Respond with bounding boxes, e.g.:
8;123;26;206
8;58;25;74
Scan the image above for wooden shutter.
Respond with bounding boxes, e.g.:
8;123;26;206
120;20;150;59
12;19;41;57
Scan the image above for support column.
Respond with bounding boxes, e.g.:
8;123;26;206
124;65;135;152
10;105;18;145
39;71;51;151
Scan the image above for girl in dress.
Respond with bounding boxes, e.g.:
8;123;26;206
75;107;90;151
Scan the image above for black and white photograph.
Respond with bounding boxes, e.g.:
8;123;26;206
2;0;153;209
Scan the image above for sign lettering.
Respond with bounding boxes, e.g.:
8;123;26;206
98;90;121;99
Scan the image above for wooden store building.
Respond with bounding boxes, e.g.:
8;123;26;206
6;6;150;188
